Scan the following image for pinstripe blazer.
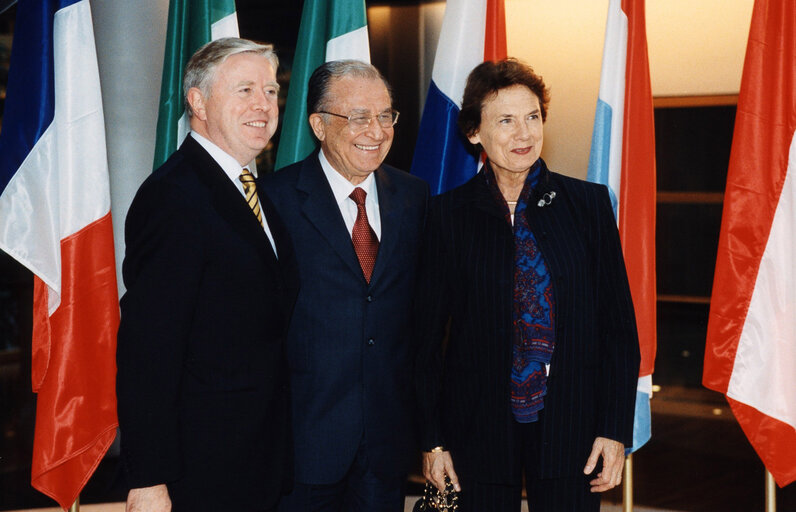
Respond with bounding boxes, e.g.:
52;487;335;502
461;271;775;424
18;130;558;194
414;159;640;483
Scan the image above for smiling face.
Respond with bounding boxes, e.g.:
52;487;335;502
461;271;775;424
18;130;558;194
468;84;544;177
308;76;394;185
187;52;279;165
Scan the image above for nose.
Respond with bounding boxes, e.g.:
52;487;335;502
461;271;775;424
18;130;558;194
252;90;274;113
363;116;386;139
516;119;532;140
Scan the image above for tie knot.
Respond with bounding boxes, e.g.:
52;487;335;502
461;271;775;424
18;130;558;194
239;167;255;183
349;187;367;206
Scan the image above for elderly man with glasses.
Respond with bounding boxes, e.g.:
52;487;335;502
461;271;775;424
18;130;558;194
263;60;428;512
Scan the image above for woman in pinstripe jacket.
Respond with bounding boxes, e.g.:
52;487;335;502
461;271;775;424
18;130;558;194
414;59;640;512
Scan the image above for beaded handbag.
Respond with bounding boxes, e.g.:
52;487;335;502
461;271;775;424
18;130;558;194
412;477;460;512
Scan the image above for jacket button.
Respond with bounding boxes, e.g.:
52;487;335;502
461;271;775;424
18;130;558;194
366;295;373;302
367;338;375;346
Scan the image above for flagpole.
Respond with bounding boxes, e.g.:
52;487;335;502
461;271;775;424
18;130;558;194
623;454;633;512
69;496;79;512
765;469;776;512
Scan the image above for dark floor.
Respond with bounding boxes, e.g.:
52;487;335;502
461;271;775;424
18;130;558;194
2;385;794;511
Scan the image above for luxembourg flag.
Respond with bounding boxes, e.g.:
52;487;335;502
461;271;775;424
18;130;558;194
586;0;656;454
0;0;119;508
275;0;370;170
703;0;796;487
411;0;506;195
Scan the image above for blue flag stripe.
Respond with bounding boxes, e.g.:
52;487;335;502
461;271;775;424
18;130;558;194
586;99;618;216
628;390;652;455
0;1;57;195
411;80;479;195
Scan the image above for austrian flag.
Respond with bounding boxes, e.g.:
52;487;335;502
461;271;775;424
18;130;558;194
703;0;796;488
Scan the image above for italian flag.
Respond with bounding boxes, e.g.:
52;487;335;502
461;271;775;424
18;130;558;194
153;0;239;169
274;0;370;170
703;0;796;487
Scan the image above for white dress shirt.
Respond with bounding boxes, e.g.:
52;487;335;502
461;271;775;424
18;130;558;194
190;132;278;257
318;149;381;240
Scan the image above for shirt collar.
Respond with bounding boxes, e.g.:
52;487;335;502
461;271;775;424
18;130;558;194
318;148;377;205
190;131;257;179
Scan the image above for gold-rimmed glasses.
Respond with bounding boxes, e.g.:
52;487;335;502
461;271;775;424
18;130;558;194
317;109;400;131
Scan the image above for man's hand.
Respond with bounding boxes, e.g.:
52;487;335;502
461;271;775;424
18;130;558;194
126;484;172;512
583;437;625;492
422;450;461;493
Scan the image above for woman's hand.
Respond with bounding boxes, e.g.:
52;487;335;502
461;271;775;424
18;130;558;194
422;449;461;493
584;437;625;492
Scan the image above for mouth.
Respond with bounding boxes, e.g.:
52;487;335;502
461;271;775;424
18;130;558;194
244;121;268;128
512;146;532;155
355;144;380;151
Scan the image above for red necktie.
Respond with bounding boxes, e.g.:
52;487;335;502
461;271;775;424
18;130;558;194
349;187;379;283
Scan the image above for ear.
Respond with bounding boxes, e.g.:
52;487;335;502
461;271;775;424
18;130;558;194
186;87;207;121
467;130;481;146
308;113;327;142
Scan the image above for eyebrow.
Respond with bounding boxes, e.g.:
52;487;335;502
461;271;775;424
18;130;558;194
346;107;392;114
233;80;280;92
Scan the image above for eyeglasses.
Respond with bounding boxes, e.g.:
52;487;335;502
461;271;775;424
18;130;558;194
317;110;400;130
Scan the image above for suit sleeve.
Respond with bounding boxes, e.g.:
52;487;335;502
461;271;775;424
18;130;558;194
116;179;204;488
413;198;453;451
593;185;641;445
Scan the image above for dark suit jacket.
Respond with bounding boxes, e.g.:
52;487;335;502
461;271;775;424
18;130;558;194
414;160;640;484
263;150;428;484
117;136;299;511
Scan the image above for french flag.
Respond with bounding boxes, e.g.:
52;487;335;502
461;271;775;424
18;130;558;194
704;0;796;487
0;0;119;507
587;0;657;454
411;0;506;195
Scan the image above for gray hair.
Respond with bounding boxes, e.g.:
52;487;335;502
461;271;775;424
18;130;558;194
307;60;392;116
183;37;278;117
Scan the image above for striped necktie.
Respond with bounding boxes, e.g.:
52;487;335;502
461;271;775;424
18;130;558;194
239;168;263;226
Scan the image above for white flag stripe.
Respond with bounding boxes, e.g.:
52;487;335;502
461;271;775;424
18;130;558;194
55;0;111;237
430;0;486;106
596;0;628;209
211;12;240;40
728;130;796;429
326;26;370;62
0;125;61;298
637;374;653;395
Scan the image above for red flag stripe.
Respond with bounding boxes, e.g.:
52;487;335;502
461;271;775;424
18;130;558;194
31;212;119;508
483;0;507;61
619;0;656;377
728;398;796;487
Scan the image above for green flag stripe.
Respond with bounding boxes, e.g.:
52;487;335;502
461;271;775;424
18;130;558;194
153;0;237;170
328;0;367;40
274;0;368;170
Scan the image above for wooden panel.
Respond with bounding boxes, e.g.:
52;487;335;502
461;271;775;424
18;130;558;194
654;94;739;108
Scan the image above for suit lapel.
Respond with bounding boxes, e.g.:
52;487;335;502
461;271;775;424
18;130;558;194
182;137;279;270
296;154;364;280
369;167;402;285
463;171;509;220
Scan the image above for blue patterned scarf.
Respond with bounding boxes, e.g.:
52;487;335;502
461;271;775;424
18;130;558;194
484;160;556;423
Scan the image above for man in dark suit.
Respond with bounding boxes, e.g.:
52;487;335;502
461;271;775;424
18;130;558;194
116;38;298;512
264;60;428;512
